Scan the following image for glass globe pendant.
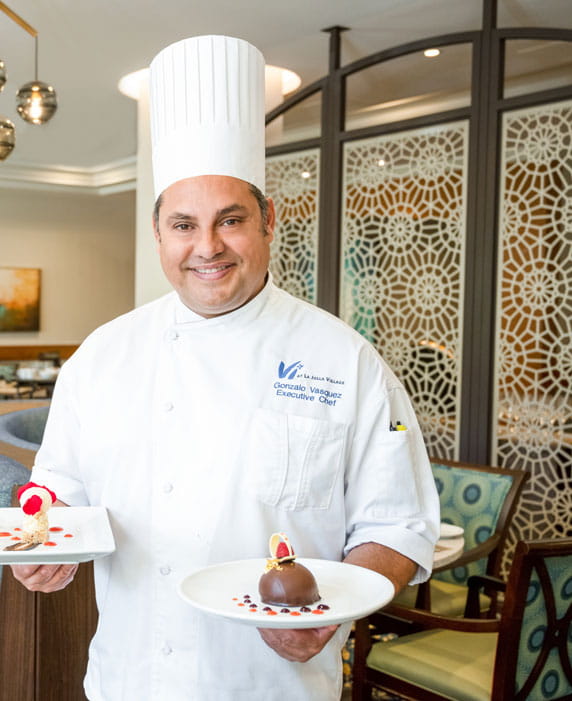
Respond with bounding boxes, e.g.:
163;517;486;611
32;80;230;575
0;116;16;161
0;60;6;92
16;80;57;124
16;36;57;125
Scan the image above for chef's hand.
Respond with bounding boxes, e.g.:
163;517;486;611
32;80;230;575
10;563;78;593
257;625;339;662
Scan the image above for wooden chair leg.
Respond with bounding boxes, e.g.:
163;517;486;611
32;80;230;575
351;617;373;701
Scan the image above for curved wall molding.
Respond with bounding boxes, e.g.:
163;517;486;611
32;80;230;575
0;156;136;195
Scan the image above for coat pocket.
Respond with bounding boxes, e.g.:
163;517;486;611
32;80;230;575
371;428;422;517
247;408;348;511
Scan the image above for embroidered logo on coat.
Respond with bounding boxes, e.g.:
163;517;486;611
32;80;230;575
278;360;303;379
274;360;345;406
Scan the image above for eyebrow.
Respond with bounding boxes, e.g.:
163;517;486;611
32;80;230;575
166;203;250;224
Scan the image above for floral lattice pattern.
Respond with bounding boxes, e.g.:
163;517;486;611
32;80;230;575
495;100;572;562
340;123;468;458
265;151;320;303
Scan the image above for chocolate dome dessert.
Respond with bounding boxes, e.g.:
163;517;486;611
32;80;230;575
258;533;320;607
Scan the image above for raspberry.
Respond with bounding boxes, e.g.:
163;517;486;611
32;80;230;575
23;495;43;515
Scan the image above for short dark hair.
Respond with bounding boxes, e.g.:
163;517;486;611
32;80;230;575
248;183;270;234
152;182;270;233
152;193;163;231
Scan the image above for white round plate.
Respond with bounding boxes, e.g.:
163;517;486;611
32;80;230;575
439;523;464;539
178;557;394;629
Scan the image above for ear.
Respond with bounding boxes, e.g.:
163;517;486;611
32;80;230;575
265;197;276;243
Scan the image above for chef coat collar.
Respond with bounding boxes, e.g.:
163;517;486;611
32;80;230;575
173;272;273;327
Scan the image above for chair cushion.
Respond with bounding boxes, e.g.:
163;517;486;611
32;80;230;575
367;629;497;701
432;463;513;584
395;579;491;616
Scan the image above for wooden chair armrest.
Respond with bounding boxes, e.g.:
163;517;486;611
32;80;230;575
464;574;505;617
432;533;501;573
382;602;500;633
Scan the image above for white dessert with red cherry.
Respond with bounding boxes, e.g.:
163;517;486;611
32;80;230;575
16;481;57;544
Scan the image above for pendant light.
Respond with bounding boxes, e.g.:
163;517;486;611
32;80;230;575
16;36;57;125
0;115;15;160
0;1;58;160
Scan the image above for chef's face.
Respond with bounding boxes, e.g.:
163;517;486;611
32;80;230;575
154;175;275;318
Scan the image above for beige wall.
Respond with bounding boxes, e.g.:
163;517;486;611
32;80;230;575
0;187;136;346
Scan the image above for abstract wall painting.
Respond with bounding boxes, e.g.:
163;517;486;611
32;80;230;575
0;267;41;332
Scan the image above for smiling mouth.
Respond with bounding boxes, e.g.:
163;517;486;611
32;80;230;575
190;264;234;276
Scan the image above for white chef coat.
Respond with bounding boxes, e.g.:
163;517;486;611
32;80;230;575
33;277;439;701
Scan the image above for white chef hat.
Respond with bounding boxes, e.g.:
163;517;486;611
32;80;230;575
149;35;266;198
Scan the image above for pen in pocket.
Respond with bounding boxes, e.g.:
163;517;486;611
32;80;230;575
389;421;407;431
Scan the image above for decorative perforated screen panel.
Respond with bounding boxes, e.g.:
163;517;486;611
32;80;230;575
265;150;320;303
340;122;468;459
494;100;572;555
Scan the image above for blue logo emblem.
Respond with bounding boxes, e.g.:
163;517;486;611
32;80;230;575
278;360;303;379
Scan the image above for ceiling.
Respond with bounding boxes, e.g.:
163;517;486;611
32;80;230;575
0;0;570;192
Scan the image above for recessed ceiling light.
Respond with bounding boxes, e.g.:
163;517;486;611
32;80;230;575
424;48;440;58
377;158;385;167
301;170;311;179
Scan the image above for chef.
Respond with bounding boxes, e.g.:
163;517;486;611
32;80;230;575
11;35;439;700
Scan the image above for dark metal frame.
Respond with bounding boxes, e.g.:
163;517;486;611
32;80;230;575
265;0;572;463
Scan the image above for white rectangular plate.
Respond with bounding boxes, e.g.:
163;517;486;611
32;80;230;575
179;558;395;629
0;506;115;564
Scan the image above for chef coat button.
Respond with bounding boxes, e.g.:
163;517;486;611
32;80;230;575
160;565;171;576
162;643;173;655
167;329;179;341
164;401;174;412
163;482;173;494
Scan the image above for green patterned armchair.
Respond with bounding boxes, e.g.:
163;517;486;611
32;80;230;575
352;537;572;700
393;459;529;618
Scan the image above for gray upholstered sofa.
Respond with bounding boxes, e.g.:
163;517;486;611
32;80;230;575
0;405;49;450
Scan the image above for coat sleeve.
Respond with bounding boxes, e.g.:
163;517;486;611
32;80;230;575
31;354;90;507
343;353;440;585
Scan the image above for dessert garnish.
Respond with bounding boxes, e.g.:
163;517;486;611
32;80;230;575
3;482;57;551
